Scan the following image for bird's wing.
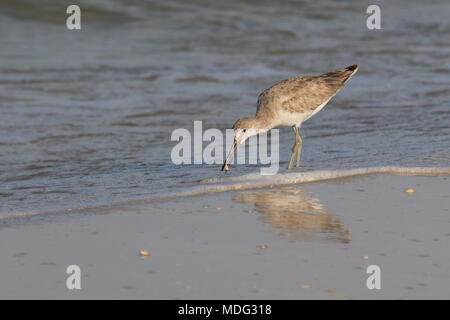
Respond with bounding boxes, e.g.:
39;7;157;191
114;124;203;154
258;65;358;114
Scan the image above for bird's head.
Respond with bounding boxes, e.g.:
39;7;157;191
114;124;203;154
232;117;260;145
221;117;265;172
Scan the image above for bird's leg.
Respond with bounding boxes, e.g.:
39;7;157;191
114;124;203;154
288;145;298;170
288;126;300;170
295;128;303;168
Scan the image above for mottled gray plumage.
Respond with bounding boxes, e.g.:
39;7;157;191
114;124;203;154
255;64;358;128
223;65;358;172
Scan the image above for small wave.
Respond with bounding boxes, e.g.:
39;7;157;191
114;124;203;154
1;167;449;224
178;166;450;197
0;0;136;23
175;76;220;83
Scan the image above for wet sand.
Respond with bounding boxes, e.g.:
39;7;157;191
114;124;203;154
0;174;449;299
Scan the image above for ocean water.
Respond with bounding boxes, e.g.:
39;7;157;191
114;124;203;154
0;0;449;216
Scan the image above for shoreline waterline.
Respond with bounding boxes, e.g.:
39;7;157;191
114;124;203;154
2;166;449;224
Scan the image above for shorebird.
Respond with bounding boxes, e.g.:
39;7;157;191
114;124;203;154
222;64;358;172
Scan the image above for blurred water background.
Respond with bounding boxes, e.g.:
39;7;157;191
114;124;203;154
0;0;449;215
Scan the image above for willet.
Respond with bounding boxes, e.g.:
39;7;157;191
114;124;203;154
222;64;358;172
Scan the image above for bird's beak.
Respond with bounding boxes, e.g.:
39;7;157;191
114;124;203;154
222;138;238;172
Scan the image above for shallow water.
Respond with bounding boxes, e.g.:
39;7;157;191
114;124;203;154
0;0;449;216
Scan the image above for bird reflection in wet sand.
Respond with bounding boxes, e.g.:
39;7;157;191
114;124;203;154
233;187;351;243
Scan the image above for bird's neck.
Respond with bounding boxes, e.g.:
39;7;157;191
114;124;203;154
249;115;273;131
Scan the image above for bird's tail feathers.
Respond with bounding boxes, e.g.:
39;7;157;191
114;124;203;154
321;64;358;83
342;64;358;82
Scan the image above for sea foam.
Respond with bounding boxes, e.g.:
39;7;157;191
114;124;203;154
166;166;450;198
2;167;449;223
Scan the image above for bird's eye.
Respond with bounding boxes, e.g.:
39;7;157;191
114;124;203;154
243;129;247;133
